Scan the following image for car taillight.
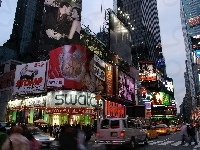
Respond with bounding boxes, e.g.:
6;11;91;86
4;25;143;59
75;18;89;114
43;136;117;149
120;131;125;137
96;132;100;137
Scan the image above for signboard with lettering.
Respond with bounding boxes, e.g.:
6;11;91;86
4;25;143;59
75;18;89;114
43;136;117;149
46;90;102;108
105;101;125;118
45;107;95;114
47;78;64;87
48;45;106;94
105;63;113;96
13;61;47;94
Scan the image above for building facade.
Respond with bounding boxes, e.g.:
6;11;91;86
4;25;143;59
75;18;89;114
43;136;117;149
180;0;200;110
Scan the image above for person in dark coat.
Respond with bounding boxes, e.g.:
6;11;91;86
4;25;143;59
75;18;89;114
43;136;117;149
188;123;198;146
59;124;78;150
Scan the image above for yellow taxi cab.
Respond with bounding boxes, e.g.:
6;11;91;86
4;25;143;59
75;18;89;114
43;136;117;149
145;125;158;139
155;124;170;135
169;125;177;133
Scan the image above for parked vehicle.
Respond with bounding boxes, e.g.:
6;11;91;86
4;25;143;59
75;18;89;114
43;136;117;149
156;124;170;135
95;118;148;149
28;127;54;147
169;125;177;133
0;122;11;131
145;125;158;139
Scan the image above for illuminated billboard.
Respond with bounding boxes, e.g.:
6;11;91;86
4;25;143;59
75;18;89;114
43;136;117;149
48;45;106;94
150;92;170;106
195;50;200;57
39;0;82;52
109;11;132;64
139;62;156;81
188;15;200;27
191;37;200;50
13;61;47;94
118;70;135;101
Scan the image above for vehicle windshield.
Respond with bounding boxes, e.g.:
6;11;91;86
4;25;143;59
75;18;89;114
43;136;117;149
29;127;42;135
0;122;10;127
100;119;120;129
156;125;165;128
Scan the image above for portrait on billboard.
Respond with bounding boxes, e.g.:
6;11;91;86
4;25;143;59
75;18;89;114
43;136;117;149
118;71;135;101
39;0;82;52
150;92;162;105
48;45;106;93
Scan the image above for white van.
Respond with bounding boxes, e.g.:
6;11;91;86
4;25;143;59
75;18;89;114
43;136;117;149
95;118;148;149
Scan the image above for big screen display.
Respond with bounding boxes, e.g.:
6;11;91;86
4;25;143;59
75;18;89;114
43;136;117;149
109;11;132;64
139;62;157;81
118;70;135;101
48;45;106;94
150;92;170;106
39;0;82;52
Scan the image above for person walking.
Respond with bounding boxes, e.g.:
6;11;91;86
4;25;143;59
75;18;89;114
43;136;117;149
180;123;189;145
188;123;198;146
2;126;30;150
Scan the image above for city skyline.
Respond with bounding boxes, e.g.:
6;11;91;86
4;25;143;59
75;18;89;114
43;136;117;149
0;0;185;112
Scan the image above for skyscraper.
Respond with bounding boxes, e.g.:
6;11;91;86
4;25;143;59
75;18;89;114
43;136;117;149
180;0;200;110
116;0;163;64
3;0;44;62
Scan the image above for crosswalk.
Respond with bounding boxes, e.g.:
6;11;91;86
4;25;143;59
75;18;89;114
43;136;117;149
148;140;200;149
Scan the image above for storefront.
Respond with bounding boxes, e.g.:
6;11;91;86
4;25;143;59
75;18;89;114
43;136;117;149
7;90;101;126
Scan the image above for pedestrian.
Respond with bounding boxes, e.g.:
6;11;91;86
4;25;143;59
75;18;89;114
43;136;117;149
0;126;8;150
188;123;198;146
180;123;189;145
27;134;42;150
49;124;53;137
2;126;30;150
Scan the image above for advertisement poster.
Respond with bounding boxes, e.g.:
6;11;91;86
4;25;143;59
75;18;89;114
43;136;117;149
118;70;135;101
139;62;157;81
104;101;125;118
39;0;82;52
13;61;47;94
150;92;170;106
105;63;113;96
48;45;106;93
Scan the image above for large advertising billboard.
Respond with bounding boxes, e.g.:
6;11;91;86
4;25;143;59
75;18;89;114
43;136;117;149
118;70;135;101
150;92;170;106
139;62;157;81
39;0;82;53
109;11;132;64
48;45;106;93
13;61;47;95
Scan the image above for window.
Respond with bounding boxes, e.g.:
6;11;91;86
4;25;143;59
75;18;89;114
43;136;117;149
110;120;120;129
101;119;109;129
122;120;127;128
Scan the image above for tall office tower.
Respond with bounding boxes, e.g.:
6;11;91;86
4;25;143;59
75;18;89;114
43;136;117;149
3;0;44;62
115;0;164;64
180;0;200;110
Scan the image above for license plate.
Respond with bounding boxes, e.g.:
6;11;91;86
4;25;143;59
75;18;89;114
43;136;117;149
111;132;117;137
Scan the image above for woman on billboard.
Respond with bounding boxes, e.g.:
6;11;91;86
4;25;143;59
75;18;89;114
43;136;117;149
151;92;162;105
67;5;81;44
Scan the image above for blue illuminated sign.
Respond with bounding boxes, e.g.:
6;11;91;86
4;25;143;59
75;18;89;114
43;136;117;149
195;50;200;57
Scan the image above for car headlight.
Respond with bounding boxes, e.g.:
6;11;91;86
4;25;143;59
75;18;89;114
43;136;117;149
50;137;55;141
35;138;40;141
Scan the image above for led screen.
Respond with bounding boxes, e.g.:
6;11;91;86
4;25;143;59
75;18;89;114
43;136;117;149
39;0;82;52
191;37;200;50
195;50;200;57
118;71;135;101
150;92;170;106
109;11;132;64
163;80;174;93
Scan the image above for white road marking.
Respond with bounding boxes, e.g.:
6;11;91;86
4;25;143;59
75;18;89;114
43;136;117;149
148;141;163;145
171;141;182;146
158;141;174;145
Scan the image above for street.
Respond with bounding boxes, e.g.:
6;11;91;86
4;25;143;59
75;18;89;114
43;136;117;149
43;131;200;150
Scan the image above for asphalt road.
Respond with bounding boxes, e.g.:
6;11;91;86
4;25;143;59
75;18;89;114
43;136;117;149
43;131;200;150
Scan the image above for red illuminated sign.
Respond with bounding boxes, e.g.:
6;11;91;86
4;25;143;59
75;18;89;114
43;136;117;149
105;101;125;118
105;63;113;96
188;16;200;27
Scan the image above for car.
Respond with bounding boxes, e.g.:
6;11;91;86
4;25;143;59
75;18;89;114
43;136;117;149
176;124;182;131
169;125;177;133
95;118;148;149
156;124;170;135
0;122;11;131
145;125;158;139
28;127;55;147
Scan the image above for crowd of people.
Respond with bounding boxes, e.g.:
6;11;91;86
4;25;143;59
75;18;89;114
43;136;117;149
180;122;199;146
0;122;93;150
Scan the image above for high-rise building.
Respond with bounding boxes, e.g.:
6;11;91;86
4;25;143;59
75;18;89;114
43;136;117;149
3;0;44;62
115;0;164;65
180;0;200;110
